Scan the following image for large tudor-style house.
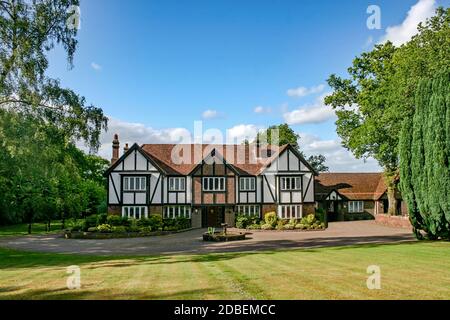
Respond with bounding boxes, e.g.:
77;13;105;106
105;135;317;228
105;135;407;228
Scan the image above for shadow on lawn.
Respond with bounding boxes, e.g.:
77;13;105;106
0;286;223;300
0;234;421;271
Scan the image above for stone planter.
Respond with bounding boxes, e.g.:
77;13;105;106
202;232;246;242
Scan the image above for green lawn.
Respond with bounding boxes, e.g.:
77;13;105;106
0;221;63;238
0;242;449;300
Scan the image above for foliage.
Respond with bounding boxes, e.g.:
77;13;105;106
247;224;261;230
264;212;278;228
0;0;107;151
163;217;191;231
254;124;329;172
315;208;326;223
261;224;274;230
399;70;450;240
112;226;127;233
140;227;152;233
106;215;123;227
324;8;450;213
85;215;98;230
148;214;163;231
0;1;108;231
298;214;326;230
236;214;261;229
96;224;112;233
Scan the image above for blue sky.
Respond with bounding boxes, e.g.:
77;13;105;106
48;0;449;171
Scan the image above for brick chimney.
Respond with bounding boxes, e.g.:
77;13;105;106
123;143;129;153
111;134;120;165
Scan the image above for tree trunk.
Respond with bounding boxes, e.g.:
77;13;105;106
47;220;51;232
385;171;399;216
387;186;398;215
28;222;32;234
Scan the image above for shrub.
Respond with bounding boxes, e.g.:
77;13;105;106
112;226;127;233
261;224;274;230
120;216;131;227
97;224;113;233
137;218;151;227
283;224;294;230
264;212;278;227
248;224;261;230
85;215;98;229
66;219;85;232
295;223;306;230
106;215;123;226
96;214;108;225
87;227;97;232
148;214;163;231
163;218;176;230
276;220;285;230
235;215;248;229
315;208;326;223
236;214;261;229
306;214;316;225
140;226;152;233
175;217;191;230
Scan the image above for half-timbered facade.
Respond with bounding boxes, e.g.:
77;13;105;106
105;135;317;228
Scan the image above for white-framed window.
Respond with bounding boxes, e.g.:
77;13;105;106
240;177;256;191
202;177;226;192
237;205;260;217
122;206;148;219
164;206;191;219
277;205;303;219
168;177;186;191
280;177;301;191
348;201;364;213
124;176;147;191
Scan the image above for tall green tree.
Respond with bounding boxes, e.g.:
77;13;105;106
255;123;329;172
0;0;107;150
399;71;450;240
325;7;449;214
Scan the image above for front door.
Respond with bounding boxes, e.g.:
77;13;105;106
202;207;225;228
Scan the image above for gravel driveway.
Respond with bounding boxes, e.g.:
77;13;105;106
0;221;415;256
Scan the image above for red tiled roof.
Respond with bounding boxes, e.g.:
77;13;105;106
141;144;288;175
315;173;387;201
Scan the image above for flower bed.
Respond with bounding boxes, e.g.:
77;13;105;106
63;213;192;239
202;232;246;242
65;228;192;239
235;211;327;231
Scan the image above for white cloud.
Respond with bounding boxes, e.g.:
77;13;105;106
91;62;102;71
287;84;325;98
380;0;436;46
226;124;262;144
254;106;272;114
77;118;191;159
299;133;381;172
202;109;221;119
78;117;381;172
283;93;336;125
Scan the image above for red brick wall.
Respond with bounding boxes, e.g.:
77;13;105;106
108;205;121;216
375;214;412;229
192;176;236;205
